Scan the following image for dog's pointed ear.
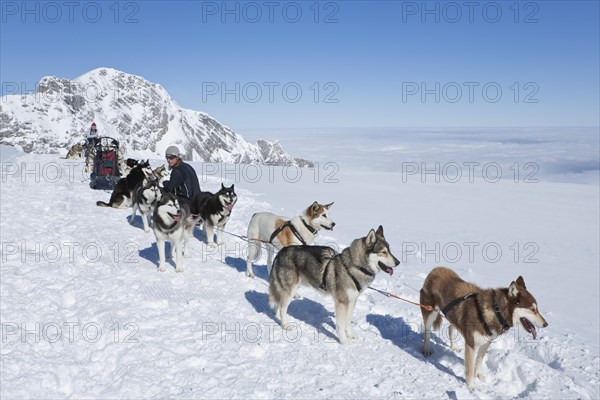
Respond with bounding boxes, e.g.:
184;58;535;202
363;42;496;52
324;202;334;209
508;280;520;302
221;183;225;189
516;276;526;289
230;184;234;190
366;229;376;248
311;201;319;212
376;225;384;236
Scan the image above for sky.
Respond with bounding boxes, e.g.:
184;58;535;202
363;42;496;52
1;0;599;131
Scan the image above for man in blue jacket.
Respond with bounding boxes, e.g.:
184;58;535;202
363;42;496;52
163;145;200;201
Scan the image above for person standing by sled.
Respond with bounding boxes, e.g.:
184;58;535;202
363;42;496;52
163;145;201;202
86;122;99;146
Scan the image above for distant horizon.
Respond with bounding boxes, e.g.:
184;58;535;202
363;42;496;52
4;67;598;132
2;67;598;132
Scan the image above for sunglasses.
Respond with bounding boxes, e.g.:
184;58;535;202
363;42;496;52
166;155;178;160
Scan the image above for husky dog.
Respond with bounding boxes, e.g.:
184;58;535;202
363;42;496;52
65;140;87;159
129;179;162;232
121;158;139;177
96;160;152;208
153;192;194;272
150;164;168;185
269;226;399;344
190;183;237;246
245;201;335;278
420;267;548;388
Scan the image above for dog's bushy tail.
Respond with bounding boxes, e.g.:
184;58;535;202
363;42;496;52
268;267;281;310
268;285;280;311
96;201;110;207
420;287;442;330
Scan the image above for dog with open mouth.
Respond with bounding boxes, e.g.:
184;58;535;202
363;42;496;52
420;266;548;388
269;225;399;344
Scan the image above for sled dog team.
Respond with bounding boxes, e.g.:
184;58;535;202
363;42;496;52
96;155;548;389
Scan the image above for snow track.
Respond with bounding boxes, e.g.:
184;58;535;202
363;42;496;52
1;151;598;398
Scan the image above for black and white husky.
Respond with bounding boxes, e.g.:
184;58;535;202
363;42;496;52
153;192;194;272
96;160;152;208
129;179;162;232
190;183;237;246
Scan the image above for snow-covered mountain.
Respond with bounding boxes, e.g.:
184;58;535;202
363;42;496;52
0;68;312;166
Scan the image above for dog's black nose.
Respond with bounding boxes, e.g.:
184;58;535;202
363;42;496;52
331;222;336;228
543;322;548;328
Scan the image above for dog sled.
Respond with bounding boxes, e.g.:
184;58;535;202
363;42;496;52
89;137;122;189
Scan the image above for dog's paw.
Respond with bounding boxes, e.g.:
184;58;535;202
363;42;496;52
421;346;433;357
175;267;184;273
246;271;255;279
281;323;293;331
144;228;151;233
346;330;357;340
476;371;487;382
450;344;462;353
293;294;303;300
158;265;166;272
207;242;217;248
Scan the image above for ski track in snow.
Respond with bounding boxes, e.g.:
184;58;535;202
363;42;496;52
1;153;598;399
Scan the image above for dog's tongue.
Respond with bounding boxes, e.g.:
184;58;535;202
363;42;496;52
227;204;233;211
521;317;537;339
378;262;394;276
169;213;181;222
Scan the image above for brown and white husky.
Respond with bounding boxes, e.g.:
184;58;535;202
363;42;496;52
420;266;548;388
245;201;335;278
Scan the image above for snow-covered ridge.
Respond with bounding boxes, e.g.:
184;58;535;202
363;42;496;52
0;67;313;166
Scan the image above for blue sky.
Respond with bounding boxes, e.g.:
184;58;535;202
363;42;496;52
1;1;599;130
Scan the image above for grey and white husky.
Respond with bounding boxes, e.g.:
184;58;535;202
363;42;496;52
269;225;399;344
129;179;162;232
153;192;194;272
420;267;549;388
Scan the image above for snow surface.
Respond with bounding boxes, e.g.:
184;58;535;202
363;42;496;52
1;128;599;398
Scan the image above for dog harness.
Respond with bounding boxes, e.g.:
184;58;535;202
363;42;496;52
268;218;317;245
319;261;373;292
441;292;511;336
